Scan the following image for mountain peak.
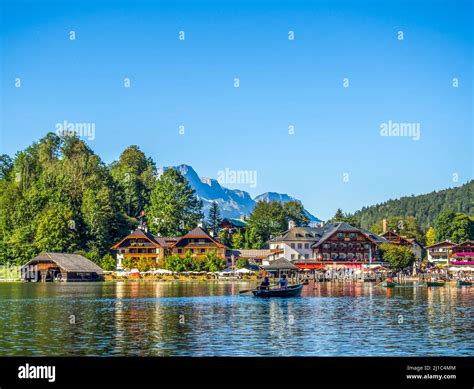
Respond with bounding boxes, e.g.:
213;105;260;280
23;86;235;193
159;164;320;222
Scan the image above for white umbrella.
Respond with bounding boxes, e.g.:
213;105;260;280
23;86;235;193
449;267;462;272
236;268;253;274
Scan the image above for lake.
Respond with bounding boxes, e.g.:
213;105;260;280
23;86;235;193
0;281;472;356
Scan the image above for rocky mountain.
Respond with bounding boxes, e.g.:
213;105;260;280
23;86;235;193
156;165;321;222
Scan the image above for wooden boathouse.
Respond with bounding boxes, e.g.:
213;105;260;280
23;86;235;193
21;252;104;282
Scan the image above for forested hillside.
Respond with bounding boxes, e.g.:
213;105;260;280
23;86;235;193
354;181;474;231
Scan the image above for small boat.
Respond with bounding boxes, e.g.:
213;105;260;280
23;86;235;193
382;281;397;288
252;284;303;297
456;280;473;287
426;281;446;287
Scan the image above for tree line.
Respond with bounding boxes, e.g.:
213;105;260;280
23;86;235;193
0;133;309;266
1;133;471;268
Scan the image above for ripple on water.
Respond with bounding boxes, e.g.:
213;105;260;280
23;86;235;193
0;282;472;356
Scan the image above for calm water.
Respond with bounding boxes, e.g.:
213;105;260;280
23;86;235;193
0;281;472;356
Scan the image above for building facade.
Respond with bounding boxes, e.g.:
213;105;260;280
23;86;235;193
312;223;387;263
450;240;474;266
425;240;454;264
380;231;424;261
268;222;388;268
269;226;320;261
169;227;227;258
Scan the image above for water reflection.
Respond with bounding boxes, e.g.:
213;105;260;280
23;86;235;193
0;281;472;356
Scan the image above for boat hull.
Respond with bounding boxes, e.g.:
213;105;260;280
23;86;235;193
426;282;445;287
383;282;396;288
252;284;303;297
457;280;473;286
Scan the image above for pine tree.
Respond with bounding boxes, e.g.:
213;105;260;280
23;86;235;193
207;201;222;237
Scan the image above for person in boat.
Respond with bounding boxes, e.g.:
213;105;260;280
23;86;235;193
278;274;289;289
259;276;270;290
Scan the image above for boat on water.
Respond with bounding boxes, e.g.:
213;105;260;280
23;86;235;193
252;284;303;297
426;281;446;287
382;281;397;288
456;280;473;287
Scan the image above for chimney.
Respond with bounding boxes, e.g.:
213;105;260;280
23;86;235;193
197;221;203;228
382;219;387;233
210;230;214;237
288;220;296;230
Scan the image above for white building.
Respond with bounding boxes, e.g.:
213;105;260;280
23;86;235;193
268;223;321;261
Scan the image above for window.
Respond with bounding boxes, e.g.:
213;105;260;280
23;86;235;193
304;254;309;259
200;249;205;254
337;233;344;240
291;254;295;260
297;243;302;249
177;249;183;254
304;243;309;249
349;233;357;240
290;243;295;249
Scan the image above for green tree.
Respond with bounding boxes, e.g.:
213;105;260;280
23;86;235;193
101;254;117;271
207;201;222;237
122;257;135;270
147;169;203;236
82;187;115;254
330;208;360;228
425;227;437;246
165;254;186;272
204;250;226;272
218;229;232;247
236;257;249;269
450;213;472;243
283;201;309;227
380;243;415;269
110;145;156;219
0;155;13;180
247;201;287;248
136;257;155;272
232;232;244;249
434;210;457;242
35;204;77;252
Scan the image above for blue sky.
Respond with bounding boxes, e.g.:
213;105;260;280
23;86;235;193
1;0;472;220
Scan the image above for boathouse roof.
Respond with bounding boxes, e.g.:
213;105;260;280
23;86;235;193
21;252;104;274
262;257;299;271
